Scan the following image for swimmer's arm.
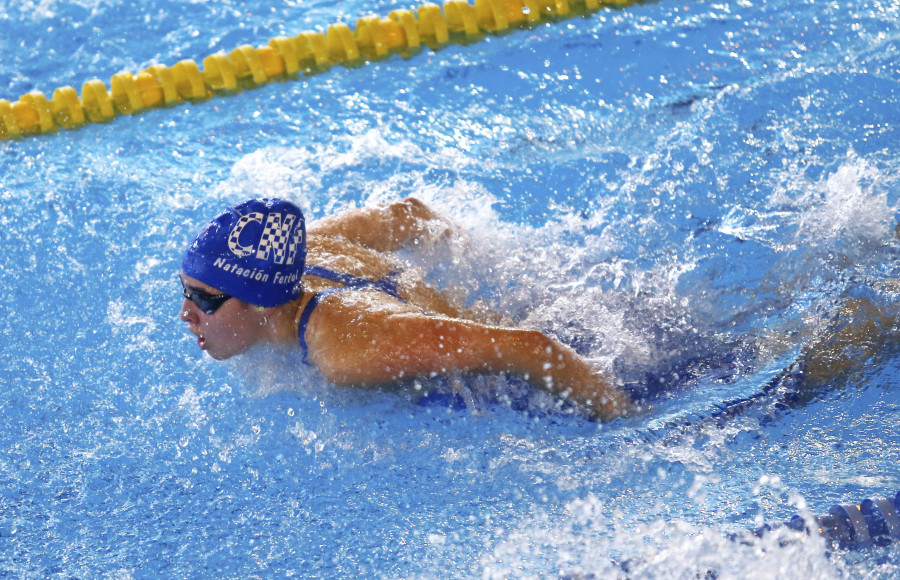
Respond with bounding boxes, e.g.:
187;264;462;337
308;197;454;252
308;307;633;422
801;297;896;387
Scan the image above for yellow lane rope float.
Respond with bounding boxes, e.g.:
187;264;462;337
0;0;638;140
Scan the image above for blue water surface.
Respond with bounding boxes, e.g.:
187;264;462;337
1;0;899;577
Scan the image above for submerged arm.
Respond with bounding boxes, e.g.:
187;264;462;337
308;197;455;253
305;299;634;422
801;296;897;387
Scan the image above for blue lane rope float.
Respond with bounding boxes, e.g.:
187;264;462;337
0;0;639;140
610;491;900;576
742;490;900;550
614;491;900;575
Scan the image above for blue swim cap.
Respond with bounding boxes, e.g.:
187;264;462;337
181;198;306;307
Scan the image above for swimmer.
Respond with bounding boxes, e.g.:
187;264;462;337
178;197;634;421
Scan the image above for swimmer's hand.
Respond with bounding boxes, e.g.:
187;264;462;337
573;376;638;422
464;328;635;422
541;365;636;422
493;330;635;422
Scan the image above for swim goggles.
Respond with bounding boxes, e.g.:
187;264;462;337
181;280;232;315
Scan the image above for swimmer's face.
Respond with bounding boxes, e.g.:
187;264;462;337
178;273;266;360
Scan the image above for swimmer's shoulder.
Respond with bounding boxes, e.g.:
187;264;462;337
306;235;402;280
299;286;422;385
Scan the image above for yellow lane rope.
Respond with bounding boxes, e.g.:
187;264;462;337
0;0;638;140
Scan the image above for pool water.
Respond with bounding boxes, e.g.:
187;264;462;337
2;0;899;577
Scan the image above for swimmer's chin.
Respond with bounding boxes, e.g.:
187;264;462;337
209;341;301;362
198;341;245;361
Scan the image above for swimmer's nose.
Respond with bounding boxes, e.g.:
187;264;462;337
179;297;199;322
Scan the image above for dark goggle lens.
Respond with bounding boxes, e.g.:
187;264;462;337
182;284;231;315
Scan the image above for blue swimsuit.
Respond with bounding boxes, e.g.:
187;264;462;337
296;265;406;364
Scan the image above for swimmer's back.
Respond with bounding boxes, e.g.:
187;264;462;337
305;234;465;318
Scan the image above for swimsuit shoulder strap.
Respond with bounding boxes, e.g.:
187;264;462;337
304;264;362;286
304;264;404;299
297;265;408;365
296;286;352;365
